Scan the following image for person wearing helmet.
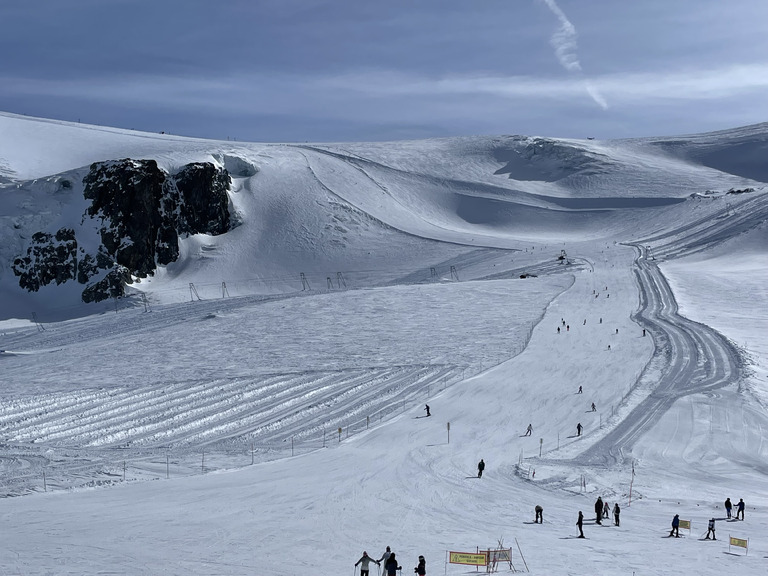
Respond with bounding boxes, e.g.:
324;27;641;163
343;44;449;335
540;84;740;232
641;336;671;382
414;555;426;575
355;551;379;576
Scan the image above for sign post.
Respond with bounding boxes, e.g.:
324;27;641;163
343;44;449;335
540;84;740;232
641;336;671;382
447;422;450;444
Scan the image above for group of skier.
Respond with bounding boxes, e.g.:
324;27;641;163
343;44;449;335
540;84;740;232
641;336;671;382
354;548;425;576
668;497;746;540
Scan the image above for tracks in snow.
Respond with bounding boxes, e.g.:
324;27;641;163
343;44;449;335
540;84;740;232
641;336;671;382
575;246;742;467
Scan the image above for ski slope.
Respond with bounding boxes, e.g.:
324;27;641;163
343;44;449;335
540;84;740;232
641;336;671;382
0;112;767;575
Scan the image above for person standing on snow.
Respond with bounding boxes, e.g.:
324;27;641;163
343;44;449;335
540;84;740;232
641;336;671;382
603;500;610;520
591;402;596;412
705;518;716;540
736;498;745;520
355;552;380;576
669;514;680;537
724;498;732;519
424;404;431;417
576;511;585;538
613;503;621;526
594;497;603;524
384;552;401;576
477;459;485;478
577;423;583;436
535;505;543;523
378;546;393;568
414;555;426;575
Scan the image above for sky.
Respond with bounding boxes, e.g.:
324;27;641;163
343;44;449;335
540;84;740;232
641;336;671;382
2;0;768;142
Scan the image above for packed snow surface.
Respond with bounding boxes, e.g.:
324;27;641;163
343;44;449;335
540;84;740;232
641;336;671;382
0;111;767;575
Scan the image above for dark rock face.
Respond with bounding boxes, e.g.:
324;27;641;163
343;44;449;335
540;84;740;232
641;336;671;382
13;159;232;303
174;163;231;236
12;228;78;291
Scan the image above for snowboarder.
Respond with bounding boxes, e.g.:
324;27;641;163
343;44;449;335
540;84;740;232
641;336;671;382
576;511;584;538
669;514;680;537
424;404;431;417
577;422;583;436
705;518;716;540
355;552;380;576
603;500;610;520
577;385;583;394
384;553;401;576
535;505;543;523
477;459;485;478
724;498;732;519
594;497;603;524
613;503;620;526
414;555;426;575
591;403;596;412
378;546;393;568
736;498;745;520
525;424;533;436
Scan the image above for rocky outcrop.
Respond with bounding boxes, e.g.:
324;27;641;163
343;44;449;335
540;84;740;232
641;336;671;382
12;159;232;303
12;228;78;291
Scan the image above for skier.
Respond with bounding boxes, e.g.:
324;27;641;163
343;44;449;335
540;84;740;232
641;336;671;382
384;553;401;576
603;500;610;520
577;422;583;436
591;403;596;412
577;385;583;394
477;459;485;478
594;497;603;524
613;503;620;526
576;511;584;538
724;498;732;519
736;498;745;520
525;423;533;436
567;325;570;331
705;518;716;540
424;404;431;417
378;546;393;568
535;505;543;524
414;555;426;575
669;514;680;537
557;326;560;334
643;329;646;336
355;552;380;576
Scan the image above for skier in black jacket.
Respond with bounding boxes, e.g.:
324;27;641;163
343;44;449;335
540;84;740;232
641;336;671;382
414;555;426;575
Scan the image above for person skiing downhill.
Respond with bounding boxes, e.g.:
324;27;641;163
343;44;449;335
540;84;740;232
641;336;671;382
577;423;583;436
355;552;380;576
414;555;426;575
477;459;485;478
424;404;431;417
525;424;533;436
535;505;543;523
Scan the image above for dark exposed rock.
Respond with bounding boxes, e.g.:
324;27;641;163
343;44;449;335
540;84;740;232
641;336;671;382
13;158;232;303
81;266;132;303
12;228;78;291
173;163;231;236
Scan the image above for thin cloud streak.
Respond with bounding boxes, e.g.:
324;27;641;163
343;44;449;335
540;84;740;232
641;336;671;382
2;64;768;115
537;0;608;109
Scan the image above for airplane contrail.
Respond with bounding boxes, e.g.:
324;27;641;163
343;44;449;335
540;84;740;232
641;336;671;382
538;0;608;109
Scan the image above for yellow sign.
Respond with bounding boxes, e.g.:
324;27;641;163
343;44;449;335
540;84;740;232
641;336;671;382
678;519;691;530
730;537;748;549
449;552;488;566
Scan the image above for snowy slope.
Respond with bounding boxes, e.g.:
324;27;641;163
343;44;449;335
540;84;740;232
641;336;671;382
0;113;767;575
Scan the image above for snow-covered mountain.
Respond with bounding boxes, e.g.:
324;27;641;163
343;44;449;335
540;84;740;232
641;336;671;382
0;112;767;575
